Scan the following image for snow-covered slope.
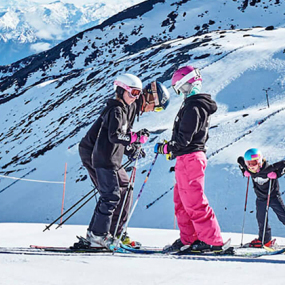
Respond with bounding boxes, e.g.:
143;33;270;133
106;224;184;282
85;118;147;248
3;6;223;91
0;0;285;239
0;0;142;65
1;223;285;285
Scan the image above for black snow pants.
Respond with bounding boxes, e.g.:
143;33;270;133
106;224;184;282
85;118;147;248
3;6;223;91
79;147;131;236
256;195;285;243
89;168;131;236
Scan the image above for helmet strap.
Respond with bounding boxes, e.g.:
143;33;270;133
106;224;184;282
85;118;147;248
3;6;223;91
116;86;125;98
116;87;128;106
140;94;146;114
121;92;129;106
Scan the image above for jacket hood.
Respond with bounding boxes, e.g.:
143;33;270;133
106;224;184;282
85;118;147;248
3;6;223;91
106;98;127;110
186;93;217;115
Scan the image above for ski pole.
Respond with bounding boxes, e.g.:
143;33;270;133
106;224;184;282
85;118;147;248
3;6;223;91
43;188;97;232
44;160;131;232
146;186;174;209
113;151;140;239
0;168;36;194
240;177;250;246
262;179;273;246
114;153;159;250
120;159;133;170
55;193;96;229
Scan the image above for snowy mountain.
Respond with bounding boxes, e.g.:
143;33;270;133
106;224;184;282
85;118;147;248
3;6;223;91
0;0;285;241
0;0;142;65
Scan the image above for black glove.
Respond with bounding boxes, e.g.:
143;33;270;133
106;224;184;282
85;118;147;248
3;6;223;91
138;128;150;136
237;156;245;167
237;156;246;175
125;144;146;161
130;148;146;161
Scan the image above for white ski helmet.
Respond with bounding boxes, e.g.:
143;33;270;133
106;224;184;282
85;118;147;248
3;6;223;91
114;73;142;98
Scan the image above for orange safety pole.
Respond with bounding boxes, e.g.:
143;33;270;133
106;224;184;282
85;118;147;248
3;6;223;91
60;163;67;224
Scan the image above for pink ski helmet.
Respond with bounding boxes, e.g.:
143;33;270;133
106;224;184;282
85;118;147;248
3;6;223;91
171;65;202;95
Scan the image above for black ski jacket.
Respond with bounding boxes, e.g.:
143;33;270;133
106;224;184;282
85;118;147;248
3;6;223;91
167;93;217;157
79;99;136;170
238;156;285;199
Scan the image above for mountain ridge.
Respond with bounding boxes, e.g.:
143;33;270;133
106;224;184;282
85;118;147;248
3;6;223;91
0;0;285;236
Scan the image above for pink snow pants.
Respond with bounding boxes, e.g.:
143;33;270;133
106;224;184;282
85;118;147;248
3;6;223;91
174;151;223;246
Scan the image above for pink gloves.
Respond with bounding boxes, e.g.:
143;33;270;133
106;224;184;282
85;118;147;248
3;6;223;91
139;135;149;144
244;171;251;177
244;171;277;179
267;172;277;179
130;129;150;144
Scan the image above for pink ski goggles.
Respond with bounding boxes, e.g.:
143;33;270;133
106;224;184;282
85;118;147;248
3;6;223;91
114;80;142;99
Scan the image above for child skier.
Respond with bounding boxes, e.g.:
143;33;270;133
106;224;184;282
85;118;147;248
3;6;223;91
154;65;224;253
238;148;285;247
79;75;170;248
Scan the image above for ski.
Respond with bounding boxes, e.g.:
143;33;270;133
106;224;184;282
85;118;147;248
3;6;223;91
232;246;285;257
119;243;164;254
30;245;112;253
1;246;285;263
264;245;285;252
0;245;140;256
0;233;284;260
117;240;285;258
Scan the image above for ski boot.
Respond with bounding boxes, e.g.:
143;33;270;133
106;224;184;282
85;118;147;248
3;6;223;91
249;238;276;248
190;240;224;252
177;239;233;255
71;236;91;249
162;238;185;253
117;232;142;249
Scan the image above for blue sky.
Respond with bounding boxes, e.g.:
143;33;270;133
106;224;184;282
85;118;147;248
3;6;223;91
0;0;144;7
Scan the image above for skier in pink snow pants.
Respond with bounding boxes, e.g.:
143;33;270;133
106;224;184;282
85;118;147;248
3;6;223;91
174;152;222;246
154;65;224;252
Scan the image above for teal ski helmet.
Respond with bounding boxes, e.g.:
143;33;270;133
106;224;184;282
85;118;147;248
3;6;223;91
244;148;263;167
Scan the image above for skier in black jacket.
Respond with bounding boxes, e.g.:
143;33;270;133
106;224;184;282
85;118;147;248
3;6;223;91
238;148;285;247
79;76;170;248
154;65;224;253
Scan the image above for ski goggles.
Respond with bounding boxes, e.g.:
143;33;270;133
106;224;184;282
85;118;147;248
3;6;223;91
144;81;163;111
172;68;201;95
114;80;142;98
175;82;193;96
246;160;259;167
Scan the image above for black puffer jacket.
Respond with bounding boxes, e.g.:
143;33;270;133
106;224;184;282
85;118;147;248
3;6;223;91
167;93;217;157
238;156;285;199
79;99;136;170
